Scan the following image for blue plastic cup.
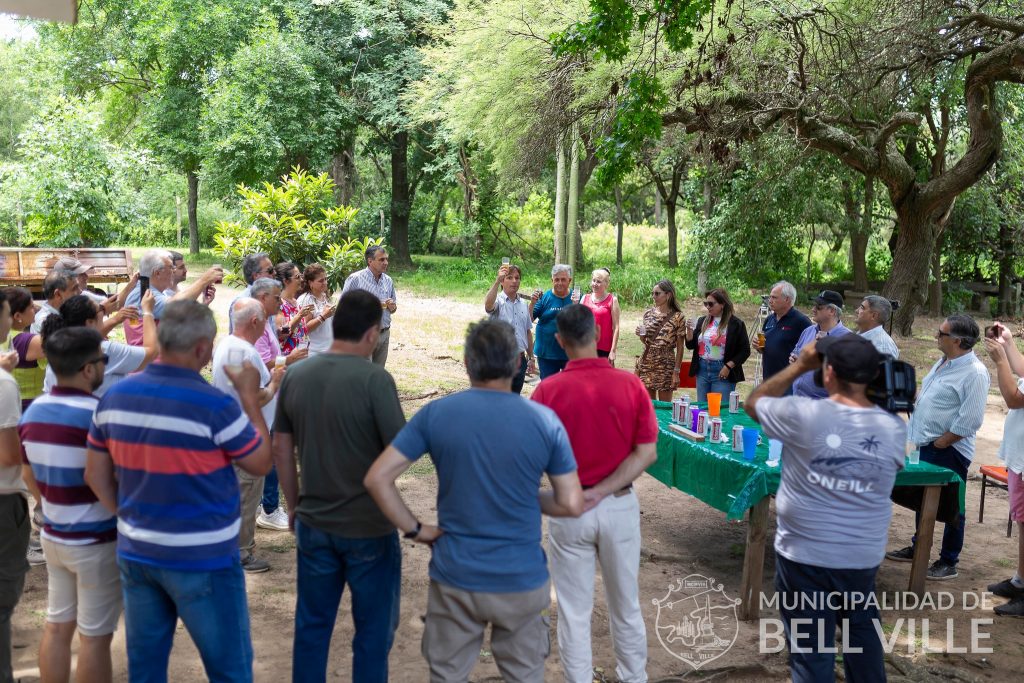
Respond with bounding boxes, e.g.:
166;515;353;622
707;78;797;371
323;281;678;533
742;428;759;461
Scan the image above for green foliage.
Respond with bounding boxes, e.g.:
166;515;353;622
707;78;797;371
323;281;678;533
1;99;135;247
213;168;374;289
550;0;710;181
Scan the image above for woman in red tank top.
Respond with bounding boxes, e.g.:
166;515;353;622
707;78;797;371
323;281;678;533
581;268;620;365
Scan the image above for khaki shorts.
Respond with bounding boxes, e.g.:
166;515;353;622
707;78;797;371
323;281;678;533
42;539;122;636
422;579;551;683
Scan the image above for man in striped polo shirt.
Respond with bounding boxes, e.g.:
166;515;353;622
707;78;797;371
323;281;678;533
20;327;119;682
85;300;272;682
341;245;396;366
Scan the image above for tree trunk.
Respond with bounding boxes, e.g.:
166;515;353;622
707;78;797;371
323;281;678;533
186;170;200;255
331;137;357;206
997;219;1015;317
553;132;567;263
654;190;662;226
614;186;624;266
882;205;937;335
851;176;873;291
389;131;413;267
427;190;446;253
699;178;714;289
928;235;943;317
566;126;581;275
666;199;678;268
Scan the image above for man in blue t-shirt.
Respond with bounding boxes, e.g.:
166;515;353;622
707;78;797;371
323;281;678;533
366;319;583;683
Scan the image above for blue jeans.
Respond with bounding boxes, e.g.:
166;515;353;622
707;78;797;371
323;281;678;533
775;555;885;683
912;442;969;565
537;357;567;380
261;465;280;514
118;557;252;683
293;520;401;683
512;354;528;395
695;358;736;403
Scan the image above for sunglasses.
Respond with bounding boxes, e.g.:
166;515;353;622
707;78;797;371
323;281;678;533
936;330;952;338
79;354;109;371
703;301;718;307
652;291;664;297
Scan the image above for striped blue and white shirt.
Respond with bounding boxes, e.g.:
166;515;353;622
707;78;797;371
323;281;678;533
907;351;990;461
20;388;116;546
342;267;396;329
87;363;262;570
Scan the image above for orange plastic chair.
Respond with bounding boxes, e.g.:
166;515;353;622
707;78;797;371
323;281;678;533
979;465;1013;538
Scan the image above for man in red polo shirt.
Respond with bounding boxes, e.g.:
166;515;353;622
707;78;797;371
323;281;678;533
531;304;658;683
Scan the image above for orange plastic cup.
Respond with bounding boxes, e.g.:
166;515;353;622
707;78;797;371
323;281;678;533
707;392;722;417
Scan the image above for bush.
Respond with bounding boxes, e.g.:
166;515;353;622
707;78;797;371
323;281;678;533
214;168;380;290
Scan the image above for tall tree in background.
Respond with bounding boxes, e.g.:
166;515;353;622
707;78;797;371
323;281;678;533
45;0;258;254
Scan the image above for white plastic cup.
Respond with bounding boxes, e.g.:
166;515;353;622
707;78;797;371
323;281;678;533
275;355;286;369
767;439;783;466
908;448;920;465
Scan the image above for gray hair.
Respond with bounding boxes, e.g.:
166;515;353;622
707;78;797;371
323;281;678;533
464;318;519;382
946;313;980;350
551;263;572;278
42;271;72;299
158;300;217;353
772;280;796;303
242;253;270;285
229;297;265;330
824;304;843;320
863;295;891;324
139;249;172;277
365;244;387;262
250;277;281;298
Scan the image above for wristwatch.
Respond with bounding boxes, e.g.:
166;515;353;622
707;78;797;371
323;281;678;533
403;521;422;540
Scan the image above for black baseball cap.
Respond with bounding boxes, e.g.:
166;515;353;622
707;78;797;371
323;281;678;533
816;334;880;384
814;290;844;308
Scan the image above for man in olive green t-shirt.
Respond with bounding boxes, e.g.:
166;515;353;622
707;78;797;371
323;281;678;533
272;289;406;682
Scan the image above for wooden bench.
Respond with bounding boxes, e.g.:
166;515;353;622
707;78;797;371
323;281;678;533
0;248;133;293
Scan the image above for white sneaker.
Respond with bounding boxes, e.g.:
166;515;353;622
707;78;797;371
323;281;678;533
256;507;290;531
27;545;46;566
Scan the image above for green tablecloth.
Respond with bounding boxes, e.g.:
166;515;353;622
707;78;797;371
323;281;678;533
646;401;963;520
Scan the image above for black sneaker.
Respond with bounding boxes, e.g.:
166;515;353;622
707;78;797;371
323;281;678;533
241;554;270;574
988;578;1024;600
994;596;1024;617
926;560;958;581
885;546;914;562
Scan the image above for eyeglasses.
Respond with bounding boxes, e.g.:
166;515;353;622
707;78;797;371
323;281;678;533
79;354;109;371
652;291;664;297
703;301;717;307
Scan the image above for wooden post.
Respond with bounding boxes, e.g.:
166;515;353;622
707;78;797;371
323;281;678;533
908;485;941;595
739;497;771;621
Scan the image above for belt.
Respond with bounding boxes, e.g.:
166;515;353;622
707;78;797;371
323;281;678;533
581;483;633;497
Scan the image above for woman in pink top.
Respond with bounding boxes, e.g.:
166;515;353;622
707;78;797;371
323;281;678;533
581;268;620;365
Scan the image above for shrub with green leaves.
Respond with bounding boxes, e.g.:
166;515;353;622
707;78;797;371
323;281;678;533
214;168;380;290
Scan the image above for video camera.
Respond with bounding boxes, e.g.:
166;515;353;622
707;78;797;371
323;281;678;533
866;356;916;414
813;354;916;414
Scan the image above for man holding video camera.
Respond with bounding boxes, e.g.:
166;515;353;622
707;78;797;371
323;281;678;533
746;334;906;682
886;314;989;581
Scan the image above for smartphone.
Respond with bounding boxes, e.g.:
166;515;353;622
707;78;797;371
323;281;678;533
985;324;1000;339
139;276;150;298
501;257;510;265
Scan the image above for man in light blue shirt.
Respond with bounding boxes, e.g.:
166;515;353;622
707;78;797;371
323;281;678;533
790;290;851;399
856;295;900;358
886;314;990;580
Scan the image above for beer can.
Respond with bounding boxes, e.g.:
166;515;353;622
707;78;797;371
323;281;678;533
710;417;723;442
729;391;740;413
680;392;692;403
681;397;690;419
732;425;744;452
671;399;682;423
689;406;700;431
697;411;709;436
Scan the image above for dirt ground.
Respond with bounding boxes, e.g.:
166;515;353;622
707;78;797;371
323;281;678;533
10;288;1024;682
